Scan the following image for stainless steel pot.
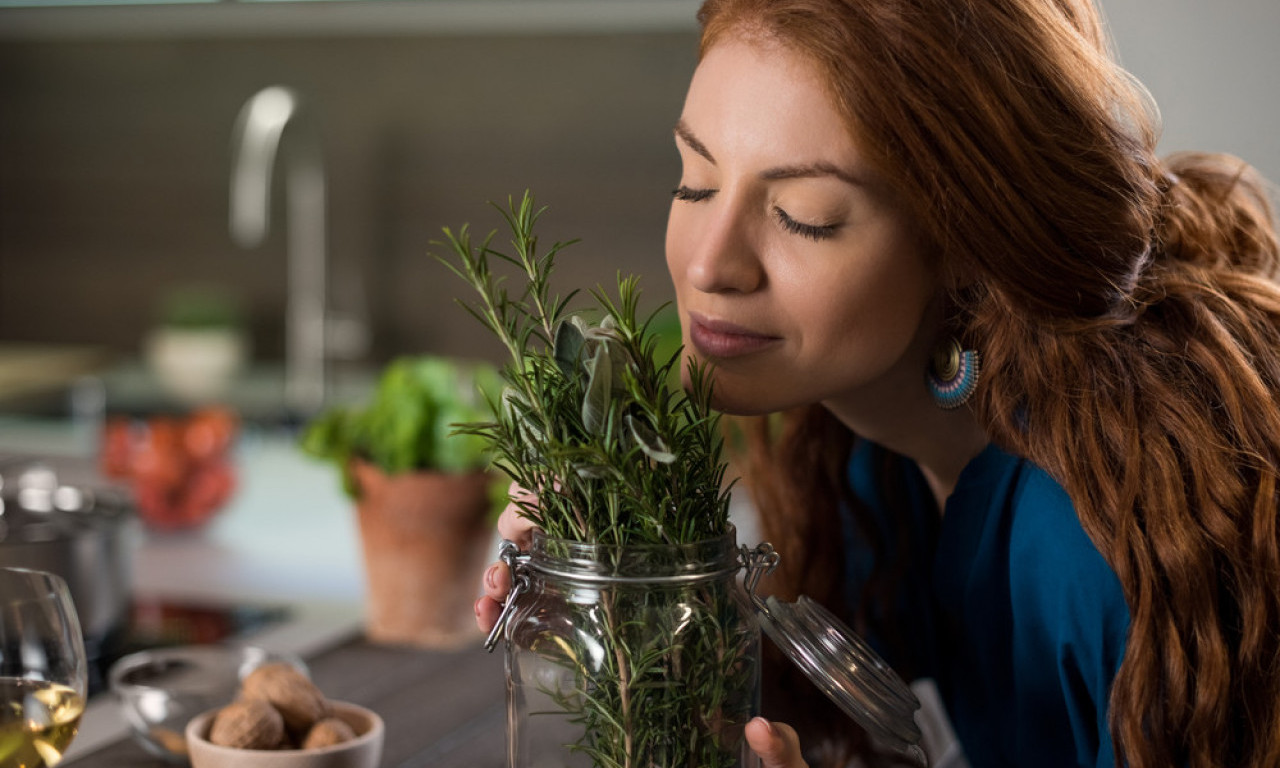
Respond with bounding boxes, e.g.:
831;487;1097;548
0;457;136;656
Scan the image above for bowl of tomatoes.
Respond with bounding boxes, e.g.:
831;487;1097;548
101;406;239;531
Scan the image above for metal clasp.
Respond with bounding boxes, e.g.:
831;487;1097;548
484;539;531;653
739;542;780;612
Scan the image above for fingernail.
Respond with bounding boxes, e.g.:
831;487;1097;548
484;564;500;591
752;716;776;738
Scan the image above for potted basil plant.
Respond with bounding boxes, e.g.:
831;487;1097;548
300;355;503;649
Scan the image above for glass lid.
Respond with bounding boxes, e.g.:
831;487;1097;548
742;544;927;766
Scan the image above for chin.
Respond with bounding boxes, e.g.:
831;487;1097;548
681;367;787;417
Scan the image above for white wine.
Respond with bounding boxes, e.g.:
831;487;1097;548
0;678;85;768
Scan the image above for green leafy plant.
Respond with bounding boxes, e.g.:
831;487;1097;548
438;192;731;545
299;355;501;498
156;284;246;330
438;192;751;767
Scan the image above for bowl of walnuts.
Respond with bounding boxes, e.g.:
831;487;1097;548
185;661;384;768
110;644;309;763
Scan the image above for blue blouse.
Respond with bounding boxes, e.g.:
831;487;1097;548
844;441;1130;768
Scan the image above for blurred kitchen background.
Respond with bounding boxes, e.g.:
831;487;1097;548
0;2;709;427
0;2;1276;759
0;0;1278;424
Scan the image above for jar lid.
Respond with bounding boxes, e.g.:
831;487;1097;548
755;592;926;765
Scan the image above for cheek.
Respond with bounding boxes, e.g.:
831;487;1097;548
788;250;934;373
664;206;690;288
665;207;695;389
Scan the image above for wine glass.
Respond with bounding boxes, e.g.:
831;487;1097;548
0;567;89;768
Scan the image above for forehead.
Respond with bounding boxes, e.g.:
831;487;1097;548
681;37;860;168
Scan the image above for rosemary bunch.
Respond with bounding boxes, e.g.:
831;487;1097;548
437;192;756;768
437;191;732;547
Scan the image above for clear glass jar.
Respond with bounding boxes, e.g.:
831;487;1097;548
503;529;760;768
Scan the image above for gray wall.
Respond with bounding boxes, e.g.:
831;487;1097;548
0;28;700;365
1;1;1276;369
1105;0;1280;182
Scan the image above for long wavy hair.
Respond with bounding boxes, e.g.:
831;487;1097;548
697;1;1280;766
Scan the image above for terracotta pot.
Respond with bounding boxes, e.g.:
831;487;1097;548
350;460;493;649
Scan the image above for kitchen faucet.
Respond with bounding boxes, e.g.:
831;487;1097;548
230;85;363;417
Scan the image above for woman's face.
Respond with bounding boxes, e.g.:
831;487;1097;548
665;35;938;417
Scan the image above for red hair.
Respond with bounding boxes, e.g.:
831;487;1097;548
700;1;1280;766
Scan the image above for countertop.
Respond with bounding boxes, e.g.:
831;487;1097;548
72;635;508;768
0;416;382;762
0;416;370;606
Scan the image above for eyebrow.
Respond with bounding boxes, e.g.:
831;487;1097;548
674;120;715;164
673;118;866;189
761;162;865;188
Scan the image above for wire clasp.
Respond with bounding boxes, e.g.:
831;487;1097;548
483;539;531;653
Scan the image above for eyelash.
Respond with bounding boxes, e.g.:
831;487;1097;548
774;207;839;242
672;185;715;202
672;186;840;242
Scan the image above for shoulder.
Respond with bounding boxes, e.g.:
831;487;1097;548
1003;457;1126;614
994;451;1130;683
959;448;1129;764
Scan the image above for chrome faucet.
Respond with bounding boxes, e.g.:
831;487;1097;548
230;85;346;416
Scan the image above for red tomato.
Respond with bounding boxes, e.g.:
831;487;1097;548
183;407;238;463
102;409;239;531
182;460;236;518
131;419;188;493
100;418;136;479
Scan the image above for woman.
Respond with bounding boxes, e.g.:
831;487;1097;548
479;1;1280;766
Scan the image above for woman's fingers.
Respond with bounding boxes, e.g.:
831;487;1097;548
746;717;809;768
498;481;538;549
474;594;504;633
474;561;512;632
477;482;539;633
482;560;511;601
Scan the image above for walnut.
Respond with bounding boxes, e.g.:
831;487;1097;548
240;662;331;736
208;699;285;750
302;716;357;749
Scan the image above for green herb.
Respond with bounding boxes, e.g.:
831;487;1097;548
437;192;751;768
437;191;732;546
299;355;501;497
156;285;245;330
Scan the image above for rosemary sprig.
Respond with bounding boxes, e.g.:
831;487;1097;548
436;190;732;547
436;191;752;768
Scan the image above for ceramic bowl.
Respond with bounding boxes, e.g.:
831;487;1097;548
109;644;307;763
185;700;384;768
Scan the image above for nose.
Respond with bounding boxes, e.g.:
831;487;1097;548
684;198;765;295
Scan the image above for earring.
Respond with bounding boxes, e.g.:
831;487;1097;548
927;337;981;409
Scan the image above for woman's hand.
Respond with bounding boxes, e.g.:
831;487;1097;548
475;482;540;632
746;717;810;768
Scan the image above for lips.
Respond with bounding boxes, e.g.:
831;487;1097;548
687;312;780;359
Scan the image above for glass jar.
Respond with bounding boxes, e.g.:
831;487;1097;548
502;529;760;768
489;528;927;768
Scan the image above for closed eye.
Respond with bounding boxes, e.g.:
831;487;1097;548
673;185;716;203
774;206;840;241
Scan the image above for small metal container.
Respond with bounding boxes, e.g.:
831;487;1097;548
0;458;136;659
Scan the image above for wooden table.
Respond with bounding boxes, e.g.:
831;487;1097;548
71;638;509;768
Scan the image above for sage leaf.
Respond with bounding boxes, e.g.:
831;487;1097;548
583;343;612;434
554;318;586;377
626;413;676;463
